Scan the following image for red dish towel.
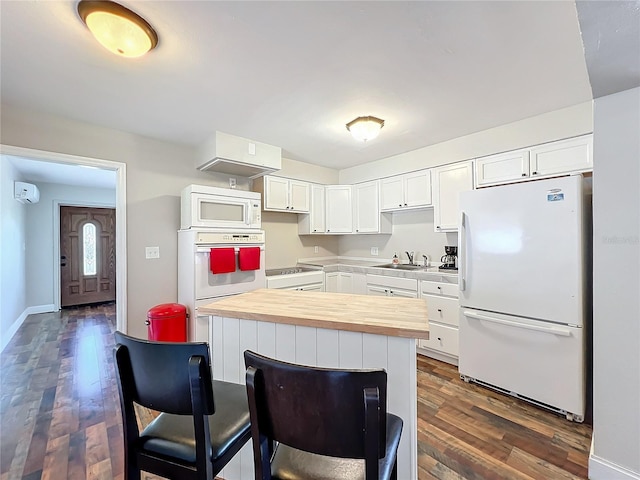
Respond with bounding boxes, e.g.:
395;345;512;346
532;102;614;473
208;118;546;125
238;247;261;271
209;248;236;274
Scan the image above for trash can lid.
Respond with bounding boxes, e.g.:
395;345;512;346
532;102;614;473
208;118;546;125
147;303;186;317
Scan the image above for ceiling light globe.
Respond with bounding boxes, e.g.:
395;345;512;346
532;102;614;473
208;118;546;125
346;116;385;142
85;11;151;57
78;1;158;58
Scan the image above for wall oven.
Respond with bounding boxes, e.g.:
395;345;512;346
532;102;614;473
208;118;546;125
181;184;261;230
178;229;266;341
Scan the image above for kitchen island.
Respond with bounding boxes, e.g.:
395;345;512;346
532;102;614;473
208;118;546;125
199;288;429;480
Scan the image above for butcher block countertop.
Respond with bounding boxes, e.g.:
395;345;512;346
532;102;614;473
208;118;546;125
199;288;429;339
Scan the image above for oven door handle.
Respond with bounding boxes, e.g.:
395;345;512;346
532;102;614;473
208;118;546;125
196;245;265;253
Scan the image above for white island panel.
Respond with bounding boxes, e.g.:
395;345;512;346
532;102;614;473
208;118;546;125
210;315;418;480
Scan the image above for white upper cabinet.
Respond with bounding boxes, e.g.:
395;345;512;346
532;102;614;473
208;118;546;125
380;169;432;211
475;134;593;187
475;149;530;187
325;185;353;234
262;176;310;213
529;135;593;178
298;183;326;234
309;184;326;233
433;160;474;232
353;181;392;234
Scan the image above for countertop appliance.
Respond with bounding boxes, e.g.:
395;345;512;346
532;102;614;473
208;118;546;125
458;175;590;422
265;266;322;277
439;246;458;271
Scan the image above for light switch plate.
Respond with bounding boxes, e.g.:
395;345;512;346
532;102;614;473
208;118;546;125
371;247;379;256
314;246;319;254
145;246;160;259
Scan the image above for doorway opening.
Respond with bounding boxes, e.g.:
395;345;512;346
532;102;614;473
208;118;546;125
60;206;116;307
0;143;127;333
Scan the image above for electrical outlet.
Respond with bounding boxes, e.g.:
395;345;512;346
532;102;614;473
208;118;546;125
145;246;160;259
314;246;319;254
371;247;379;256
229;177;237;188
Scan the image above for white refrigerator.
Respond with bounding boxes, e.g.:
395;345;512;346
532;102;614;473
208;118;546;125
458;174;590;422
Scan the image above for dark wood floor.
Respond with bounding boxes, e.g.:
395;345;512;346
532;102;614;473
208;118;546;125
1;304;592;479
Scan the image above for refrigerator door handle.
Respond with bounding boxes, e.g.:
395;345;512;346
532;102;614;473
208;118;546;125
462;310;572;337
459;211;467;291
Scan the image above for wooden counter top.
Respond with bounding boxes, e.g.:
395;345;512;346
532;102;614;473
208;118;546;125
199;288;429;339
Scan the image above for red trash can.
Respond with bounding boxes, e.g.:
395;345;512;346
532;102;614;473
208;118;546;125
146;303;188;342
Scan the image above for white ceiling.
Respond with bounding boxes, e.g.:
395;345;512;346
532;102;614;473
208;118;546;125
1;1;639;186
4;156;116;189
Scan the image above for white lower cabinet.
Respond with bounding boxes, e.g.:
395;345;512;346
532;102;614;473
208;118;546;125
325;272;353;293
366;275;418;298
419;323;459;358
325;271;367;294
418;277;459;365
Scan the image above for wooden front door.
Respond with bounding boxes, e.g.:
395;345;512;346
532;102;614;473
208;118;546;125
60;206;116;307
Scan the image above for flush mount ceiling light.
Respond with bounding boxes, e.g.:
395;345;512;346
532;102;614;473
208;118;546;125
77;0;158;58
346;116;385;142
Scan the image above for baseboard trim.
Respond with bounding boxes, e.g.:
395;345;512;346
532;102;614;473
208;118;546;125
589;453;640;480
417;347;459;366
1;304;56;352
27;304;56;315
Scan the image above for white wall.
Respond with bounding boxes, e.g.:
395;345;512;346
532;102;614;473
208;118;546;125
24;182;116;308
590;87;640;479
0;157;27;350
261;211;338;269
0;104;250;340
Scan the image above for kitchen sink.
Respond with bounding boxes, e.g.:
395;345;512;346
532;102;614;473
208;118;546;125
374;263;426;271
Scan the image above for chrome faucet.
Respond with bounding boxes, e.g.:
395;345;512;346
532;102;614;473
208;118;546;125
405;251;414;265
422;255;430;267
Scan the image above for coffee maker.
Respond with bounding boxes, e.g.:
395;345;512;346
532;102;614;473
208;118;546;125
439;246;458;271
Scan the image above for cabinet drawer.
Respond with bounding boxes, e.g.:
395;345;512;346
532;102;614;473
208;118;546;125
421;281;458;297
424;295;459;327
367;275;417;292
420;323;459;357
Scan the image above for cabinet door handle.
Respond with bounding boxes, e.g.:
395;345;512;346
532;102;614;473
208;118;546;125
532;171;537;175
437;309;442;312
399;204;402;207
521;173;527;177
437;337;442;341
404;203;408;206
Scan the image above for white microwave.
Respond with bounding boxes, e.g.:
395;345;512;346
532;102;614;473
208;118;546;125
181;184;261;230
